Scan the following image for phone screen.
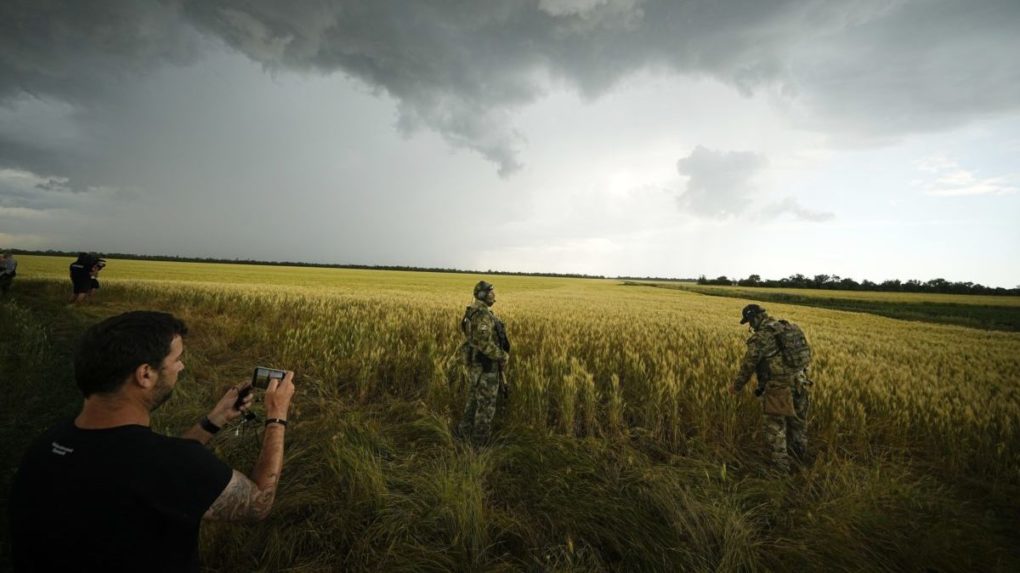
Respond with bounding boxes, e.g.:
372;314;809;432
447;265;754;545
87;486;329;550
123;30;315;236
251;367;287;389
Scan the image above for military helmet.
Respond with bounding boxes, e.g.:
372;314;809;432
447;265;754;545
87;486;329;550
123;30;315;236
473;280;494;298
739;304;765;324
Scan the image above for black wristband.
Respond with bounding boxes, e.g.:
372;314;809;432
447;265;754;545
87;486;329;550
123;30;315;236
200;416;221;434
264;418;288;428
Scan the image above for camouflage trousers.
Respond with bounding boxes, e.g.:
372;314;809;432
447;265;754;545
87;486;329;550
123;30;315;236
458;365;500;445
763;384;810;473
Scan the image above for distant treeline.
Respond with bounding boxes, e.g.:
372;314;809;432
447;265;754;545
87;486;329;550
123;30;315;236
10;249;608;280
697;273;1020;296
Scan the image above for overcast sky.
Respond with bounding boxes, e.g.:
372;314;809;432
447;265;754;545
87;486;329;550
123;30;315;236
2;0;1018;287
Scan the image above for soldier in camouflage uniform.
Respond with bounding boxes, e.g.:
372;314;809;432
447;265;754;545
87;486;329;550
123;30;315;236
729;304;812;473
457;281;510;445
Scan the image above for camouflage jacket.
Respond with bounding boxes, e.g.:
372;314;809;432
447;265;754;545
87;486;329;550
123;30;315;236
733;318;801;391
464;299;509;365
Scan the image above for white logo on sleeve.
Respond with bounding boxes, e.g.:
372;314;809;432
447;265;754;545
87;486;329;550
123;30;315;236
51;442;74;456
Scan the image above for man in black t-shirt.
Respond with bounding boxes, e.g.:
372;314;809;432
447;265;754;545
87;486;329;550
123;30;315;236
9;311;297;572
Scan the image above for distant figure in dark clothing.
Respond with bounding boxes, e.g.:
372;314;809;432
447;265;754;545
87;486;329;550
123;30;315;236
69;253;97;304
0;251;16;295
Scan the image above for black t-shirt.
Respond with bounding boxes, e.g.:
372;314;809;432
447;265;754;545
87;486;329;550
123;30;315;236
69;263;91;292
9;420;233;572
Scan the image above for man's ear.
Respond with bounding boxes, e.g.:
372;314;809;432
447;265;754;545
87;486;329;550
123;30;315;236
132;363;158;390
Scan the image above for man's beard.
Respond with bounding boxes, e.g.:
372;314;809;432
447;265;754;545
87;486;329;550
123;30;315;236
149;377;174;411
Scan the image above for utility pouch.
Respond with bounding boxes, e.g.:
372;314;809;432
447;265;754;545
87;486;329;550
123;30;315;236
762;385;796;417
477;353;497;374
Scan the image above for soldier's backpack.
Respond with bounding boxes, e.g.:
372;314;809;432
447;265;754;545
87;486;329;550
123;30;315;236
460;305;475;336
769;320;812;370
458;306;477;365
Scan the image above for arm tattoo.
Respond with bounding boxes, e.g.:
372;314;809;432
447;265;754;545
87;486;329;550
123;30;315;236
204;470;277;521
204;425;286;521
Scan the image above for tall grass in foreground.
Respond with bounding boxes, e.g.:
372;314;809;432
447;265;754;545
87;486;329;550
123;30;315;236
4;276;1019;571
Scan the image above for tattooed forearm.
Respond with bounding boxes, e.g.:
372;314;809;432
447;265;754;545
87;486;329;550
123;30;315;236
204;425;286;521
204;471;274;520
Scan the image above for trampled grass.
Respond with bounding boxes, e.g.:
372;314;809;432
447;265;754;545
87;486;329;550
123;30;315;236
3;255;1019;571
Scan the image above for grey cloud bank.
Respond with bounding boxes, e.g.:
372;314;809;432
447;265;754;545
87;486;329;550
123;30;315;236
1;1;1019;286
4;1;1020;179
178;0;1020;171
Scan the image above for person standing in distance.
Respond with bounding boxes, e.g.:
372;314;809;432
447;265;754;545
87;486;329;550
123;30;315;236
457;281;510;445
728;304;813;473
0;251;16;295
68;252;94;304
9;311;296;572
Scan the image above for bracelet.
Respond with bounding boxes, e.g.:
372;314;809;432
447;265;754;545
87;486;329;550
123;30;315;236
200;416;221;434
264;418;288;428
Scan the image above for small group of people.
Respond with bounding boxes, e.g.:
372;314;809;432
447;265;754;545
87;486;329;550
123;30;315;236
69;252;106;303
457;281;814;475
0;251;17;295
9;280;811;571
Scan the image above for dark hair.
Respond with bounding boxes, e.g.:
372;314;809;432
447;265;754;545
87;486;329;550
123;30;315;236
74;311;188;397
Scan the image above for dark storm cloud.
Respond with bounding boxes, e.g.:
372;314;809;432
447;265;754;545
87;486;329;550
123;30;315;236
2;0;1019;176
175;0;799;174
0;0;200;104
0;0;203;193
675;146;766;218
173;0;1020;170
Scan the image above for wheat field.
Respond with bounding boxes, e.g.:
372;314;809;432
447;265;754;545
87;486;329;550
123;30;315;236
3;255;1019;571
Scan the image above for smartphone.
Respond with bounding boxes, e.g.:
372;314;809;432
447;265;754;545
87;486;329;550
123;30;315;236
251;366;288;389
234;367;288;414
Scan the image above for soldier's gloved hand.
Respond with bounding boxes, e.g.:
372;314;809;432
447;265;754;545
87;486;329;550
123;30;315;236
728;385;739;396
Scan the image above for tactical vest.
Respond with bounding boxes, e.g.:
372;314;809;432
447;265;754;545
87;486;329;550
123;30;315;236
459;304;510;370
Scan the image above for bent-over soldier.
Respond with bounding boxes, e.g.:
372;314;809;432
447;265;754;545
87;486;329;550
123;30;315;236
729;304;813;473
